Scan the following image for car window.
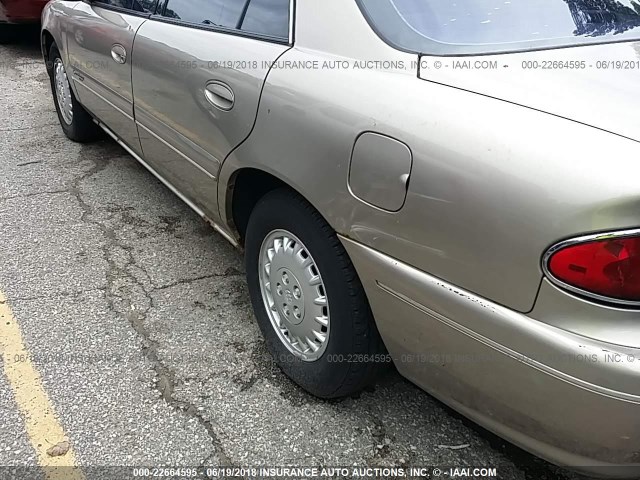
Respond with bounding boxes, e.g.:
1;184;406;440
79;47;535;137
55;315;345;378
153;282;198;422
95;0;157;13
358;0;640;54
162;0;245;29
137;0;159;12
240;0;289;38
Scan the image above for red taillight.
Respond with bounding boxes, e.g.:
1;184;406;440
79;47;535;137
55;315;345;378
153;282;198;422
546;234;640;303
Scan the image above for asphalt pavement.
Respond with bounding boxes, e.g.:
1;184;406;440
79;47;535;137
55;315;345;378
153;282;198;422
0;29;584;480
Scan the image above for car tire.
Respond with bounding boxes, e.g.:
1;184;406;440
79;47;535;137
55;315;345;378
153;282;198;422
245;188;388;399
48;44;101;142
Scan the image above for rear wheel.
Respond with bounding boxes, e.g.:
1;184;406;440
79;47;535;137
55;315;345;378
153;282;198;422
49;44;100;142
245;188;387;398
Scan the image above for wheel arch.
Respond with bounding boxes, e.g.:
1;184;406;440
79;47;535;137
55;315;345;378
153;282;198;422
222;166;325;245
41;1;74;78
41;28;55;74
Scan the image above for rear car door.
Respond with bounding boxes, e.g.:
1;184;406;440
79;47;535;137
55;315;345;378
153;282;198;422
66;0;158;155
131;0;292;219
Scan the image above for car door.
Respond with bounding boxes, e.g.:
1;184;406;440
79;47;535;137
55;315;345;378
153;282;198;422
66;0;158;155
131;0;292;219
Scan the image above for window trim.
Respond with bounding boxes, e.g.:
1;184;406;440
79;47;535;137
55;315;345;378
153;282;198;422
289;0;296;45
151;0;295;45
236;0;251;29
87;0;159;18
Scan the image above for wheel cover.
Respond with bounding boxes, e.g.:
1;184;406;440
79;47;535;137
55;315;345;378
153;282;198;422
258;229;330;362
53;58;73;125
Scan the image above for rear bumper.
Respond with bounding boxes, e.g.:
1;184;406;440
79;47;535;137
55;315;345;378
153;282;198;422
341;236;640;478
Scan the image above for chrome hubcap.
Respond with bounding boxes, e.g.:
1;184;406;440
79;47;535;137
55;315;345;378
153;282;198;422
54;58;73;125
259;230;330;362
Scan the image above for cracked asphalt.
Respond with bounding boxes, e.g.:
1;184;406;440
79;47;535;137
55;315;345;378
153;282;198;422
0;31;586;480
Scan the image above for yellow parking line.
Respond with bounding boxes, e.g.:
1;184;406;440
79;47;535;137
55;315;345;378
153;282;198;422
0;291;85;480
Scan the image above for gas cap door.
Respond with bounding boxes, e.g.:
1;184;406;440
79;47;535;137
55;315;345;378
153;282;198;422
348;132;413;212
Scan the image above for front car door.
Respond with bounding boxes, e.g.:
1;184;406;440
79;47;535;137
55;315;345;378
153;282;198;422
66;0;158;154
131;0;292;219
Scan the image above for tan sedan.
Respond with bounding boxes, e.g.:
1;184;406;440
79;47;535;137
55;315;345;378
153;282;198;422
42;0;640;476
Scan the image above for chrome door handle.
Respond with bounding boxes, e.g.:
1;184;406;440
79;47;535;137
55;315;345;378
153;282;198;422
111;44;127;64
204;81;234;111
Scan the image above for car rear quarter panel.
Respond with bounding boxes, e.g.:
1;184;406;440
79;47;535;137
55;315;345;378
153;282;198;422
219;0;640;313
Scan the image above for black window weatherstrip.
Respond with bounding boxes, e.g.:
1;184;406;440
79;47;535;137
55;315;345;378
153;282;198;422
85;0;294;44
148;15;291;45
289;0;296;46
150;0;294;45
88;1;153;19
236;0;252;30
